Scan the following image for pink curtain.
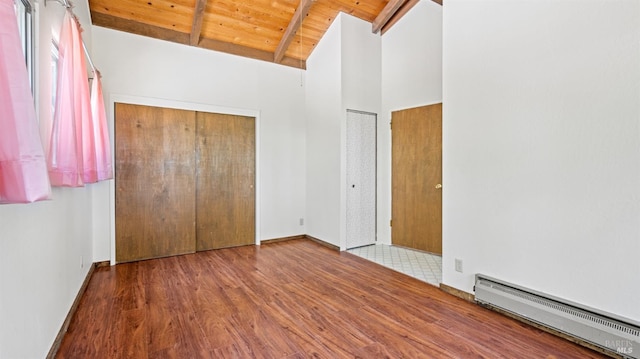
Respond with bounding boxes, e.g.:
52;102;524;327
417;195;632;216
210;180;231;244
0;0;51;203
90;70;112;181
48;10;96;186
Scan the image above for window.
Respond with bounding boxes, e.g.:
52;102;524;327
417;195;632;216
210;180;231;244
14;0;34;91
51;41;59;116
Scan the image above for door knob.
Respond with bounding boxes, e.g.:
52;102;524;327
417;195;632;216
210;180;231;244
435;184;442;189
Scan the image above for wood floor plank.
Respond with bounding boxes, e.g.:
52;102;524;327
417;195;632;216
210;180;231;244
114;308;148;358
56;266;118;358
114;262;146;311
55;239;608;358
353;342;395;359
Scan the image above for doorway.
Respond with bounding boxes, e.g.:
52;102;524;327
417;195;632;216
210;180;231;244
346;110;377;249
115;103;255;263
391;103;442;255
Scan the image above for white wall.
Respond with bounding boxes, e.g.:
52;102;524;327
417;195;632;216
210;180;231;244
0;2;96;358
341;15;382;113
379;0;443;244
305;13;381;249
341;15;382;249
305;15;343;246
443;0;640;322
90;26;308;260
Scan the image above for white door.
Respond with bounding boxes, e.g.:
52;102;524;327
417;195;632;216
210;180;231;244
346;110;377;249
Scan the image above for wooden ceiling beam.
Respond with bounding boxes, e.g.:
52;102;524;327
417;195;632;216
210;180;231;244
274;0;315;63
371;0;406;34
380;0;419;35
91;12;190;45
200;38;307;69
190;0;208;46
373;0;442;34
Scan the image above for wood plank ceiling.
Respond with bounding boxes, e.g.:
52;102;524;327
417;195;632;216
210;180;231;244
88;0;441;69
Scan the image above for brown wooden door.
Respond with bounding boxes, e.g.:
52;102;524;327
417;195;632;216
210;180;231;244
391;103;442;254
115;103;197;262
196;112;255;251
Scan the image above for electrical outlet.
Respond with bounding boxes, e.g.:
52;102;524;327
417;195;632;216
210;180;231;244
455;258;463;273
299;218;304;226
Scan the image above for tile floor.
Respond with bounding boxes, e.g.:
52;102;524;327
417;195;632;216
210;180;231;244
347;244;442;287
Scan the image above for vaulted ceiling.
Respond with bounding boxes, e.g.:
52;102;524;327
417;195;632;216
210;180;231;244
88;0;441;69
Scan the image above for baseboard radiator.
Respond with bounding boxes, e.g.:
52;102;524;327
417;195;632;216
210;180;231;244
475;274;639;358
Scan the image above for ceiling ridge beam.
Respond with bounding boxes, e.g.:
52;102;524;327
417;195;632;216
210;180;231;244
274;0;315;63
381;0;420;35
372;0;406;34
190;0;208;46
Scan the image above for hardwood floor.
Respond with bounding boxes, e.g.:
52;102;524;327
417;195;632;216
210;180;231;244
56;239;606;358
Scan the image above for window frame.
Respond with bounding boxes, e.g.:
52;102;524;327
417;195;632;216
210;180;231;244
14;0;35;91
51;40;59;117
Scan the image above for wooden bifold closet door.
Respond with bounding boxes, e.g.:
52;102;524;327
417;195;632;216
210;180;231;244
115;103;255;263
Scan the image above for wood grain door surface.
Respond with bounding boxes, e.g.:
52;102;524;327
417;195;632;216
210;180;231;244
196;112;255;251
391;103;442;254
115;103;255;263
115;103;197;263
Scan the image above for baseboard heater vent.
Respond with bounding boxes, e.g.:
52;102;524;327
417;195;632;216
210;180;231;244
475;274;639;358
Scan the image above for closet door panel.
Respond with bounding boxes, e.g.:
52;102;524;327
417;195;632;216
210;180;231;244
196;112;255;251
346;110;377;249
115;103;197;263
